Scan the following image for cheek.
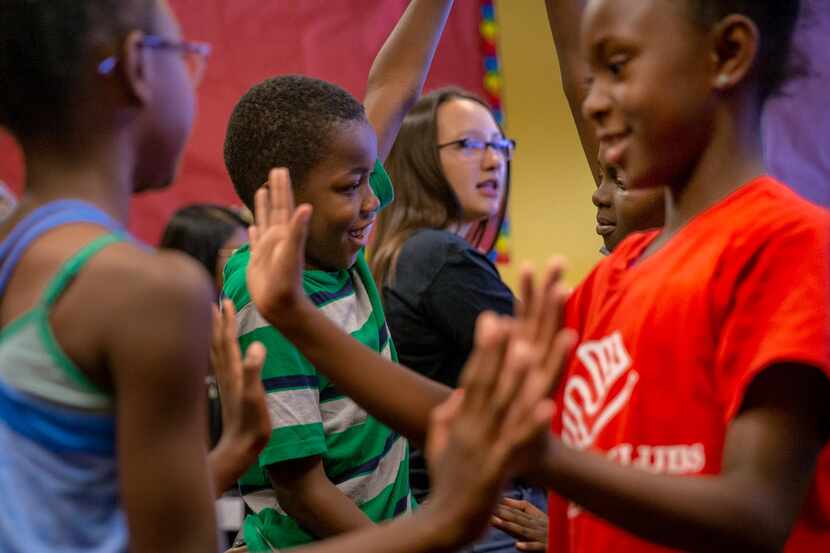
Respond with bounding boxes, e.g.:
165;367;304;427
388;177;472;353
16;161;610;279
442;157;474;196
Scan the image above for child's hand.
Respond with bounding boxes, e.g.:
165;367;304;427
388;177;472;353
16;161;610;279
491;497;548;551
502;258;576;476
421;312;555;547
210;300;270;475
247;168;313;321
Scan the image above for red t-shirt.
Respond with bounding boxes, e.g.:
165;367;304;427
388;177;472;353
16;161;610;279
549;177;830;553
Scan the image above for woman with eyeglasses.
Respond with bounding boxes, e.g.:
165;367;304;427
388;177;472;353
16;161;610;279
370;87;547;553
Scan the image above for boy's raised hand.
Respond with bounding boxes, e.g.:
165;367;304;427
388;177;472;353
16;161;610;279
247;168;313;320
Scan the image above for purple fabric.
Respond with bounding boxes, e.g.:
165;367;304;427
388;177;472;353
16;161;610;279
762;0;830;207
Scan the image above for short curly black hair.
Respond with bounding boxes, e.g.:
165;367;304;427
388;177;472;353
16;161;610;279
684;0;804;101
0;0;156;140
223;75;367;210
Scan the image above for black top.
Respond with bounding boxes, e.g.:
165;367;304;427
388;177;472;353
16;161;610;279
383;228;515;388
383;229;515;502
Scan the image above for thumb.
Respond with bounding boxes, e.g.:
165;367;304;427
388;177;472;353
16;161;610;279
243;341;266;377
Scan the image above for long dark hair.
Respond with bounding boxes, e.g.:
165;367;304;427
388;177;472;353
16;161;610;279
159;204;249;280
371;87;510;287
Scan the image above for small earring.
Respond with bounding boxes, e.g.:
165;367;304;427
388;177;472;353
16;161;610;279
716;74;729;88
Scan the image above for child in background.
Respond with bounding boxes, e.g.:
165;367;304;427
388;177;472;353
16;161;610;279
222;1;457;549
232;2;830;552
160;204;249;297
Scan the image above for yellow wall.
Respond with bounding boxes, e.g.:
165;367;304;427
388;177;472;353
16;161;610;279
494;1;601;289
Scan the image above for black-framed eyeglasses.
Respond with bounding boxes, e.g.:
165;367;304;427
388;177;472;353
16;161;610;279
98;35;212;86
437;137;517;161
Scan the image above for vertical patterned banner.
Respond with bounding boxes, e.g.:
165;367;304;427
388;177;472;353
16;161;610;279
480;0;511;265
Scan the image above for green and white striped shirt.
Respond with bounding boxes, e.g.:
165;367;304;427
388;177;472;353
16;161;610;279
223;162;414;551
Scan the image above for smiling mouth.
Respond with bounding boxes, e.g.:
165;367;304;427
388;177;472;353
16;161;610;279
595;216;616;236
348;223;372;242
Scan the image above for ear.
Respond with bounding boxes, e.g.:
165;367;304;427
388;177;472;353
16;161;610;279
119;30;153;106
709;14;760;92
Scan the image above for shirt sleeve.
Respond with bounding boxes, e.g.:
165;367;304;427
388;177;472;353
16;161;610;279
224;247;327;465
424;244;515;357
237;318;327;466
370;159;395;211
716;218;830;422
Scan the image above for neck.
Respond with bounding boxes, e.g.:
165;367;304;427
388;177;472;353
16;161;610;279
448;220;473;240
663;98;766;236
18;135;136;225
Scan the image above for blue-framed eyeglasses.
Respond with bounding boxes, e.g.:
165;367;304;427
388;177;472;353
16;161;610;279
437;137;517;161
98;35;212;86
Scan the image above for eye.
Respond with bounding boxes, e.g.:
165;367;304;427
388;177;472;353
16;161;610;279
607;53;629;76
458;138;485;151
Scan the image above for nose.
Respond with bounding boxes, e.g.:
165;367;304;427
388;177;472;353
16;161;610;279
592;178;613;208
360;184;380;217
481;143;505;172
582;78;612;129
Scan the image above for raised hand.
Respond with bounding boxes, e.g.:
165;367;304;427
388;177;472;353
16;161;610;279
247;168;313;321
422;312;556;547
491;497;548;551
208;299;271;492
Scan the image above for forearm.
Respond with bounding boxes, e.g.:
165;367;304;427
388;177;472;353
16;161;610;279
277;480;373;538
276;300;450;448
543;0;599;182
293;505;460;553
366;0;454;161
534;439;787;553
208;438;255;495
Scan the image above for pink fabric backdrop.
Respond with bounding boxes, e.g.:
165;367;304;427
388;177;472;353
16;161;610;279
0;0;486;244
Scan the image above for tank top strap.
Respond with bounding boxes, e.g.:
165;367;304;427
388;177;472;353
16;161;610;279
41;233;127;308
0;200;125;297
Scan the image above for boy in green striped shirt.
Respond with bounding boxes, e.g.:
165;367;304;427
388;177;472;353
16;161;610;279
221;2;454;549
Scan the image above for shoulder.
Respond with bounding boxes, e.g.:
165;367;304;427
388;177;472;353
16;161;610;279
400;228;469;260
98;242;213;310
717;178;829;265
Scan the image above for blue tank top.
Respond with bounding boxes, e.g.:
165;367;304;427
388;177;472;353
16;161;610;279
0;200;129;553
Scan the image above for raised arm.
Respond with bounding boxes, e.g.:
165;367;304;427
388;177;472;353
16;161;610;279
544;0;600;183
365;0;454;162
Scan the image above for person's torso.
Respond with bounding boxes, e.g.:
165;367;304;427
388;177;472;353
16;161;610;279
0;201;129;553
228;249;412;548
550;178;830;553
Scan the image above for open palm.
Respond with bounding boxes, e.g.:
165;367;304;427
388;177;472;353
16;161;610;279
246;168;313;322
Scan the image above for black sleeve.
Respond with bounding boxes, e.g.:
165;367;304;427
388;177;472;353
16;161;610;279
423;245;515;357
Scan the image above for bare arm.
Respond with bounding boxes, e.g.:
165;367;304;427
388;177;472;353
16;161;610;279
289;307;568;553
108;255;218;553
544;0;600;183
366;0;454;162
267;456;373;538
532;364;829;553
